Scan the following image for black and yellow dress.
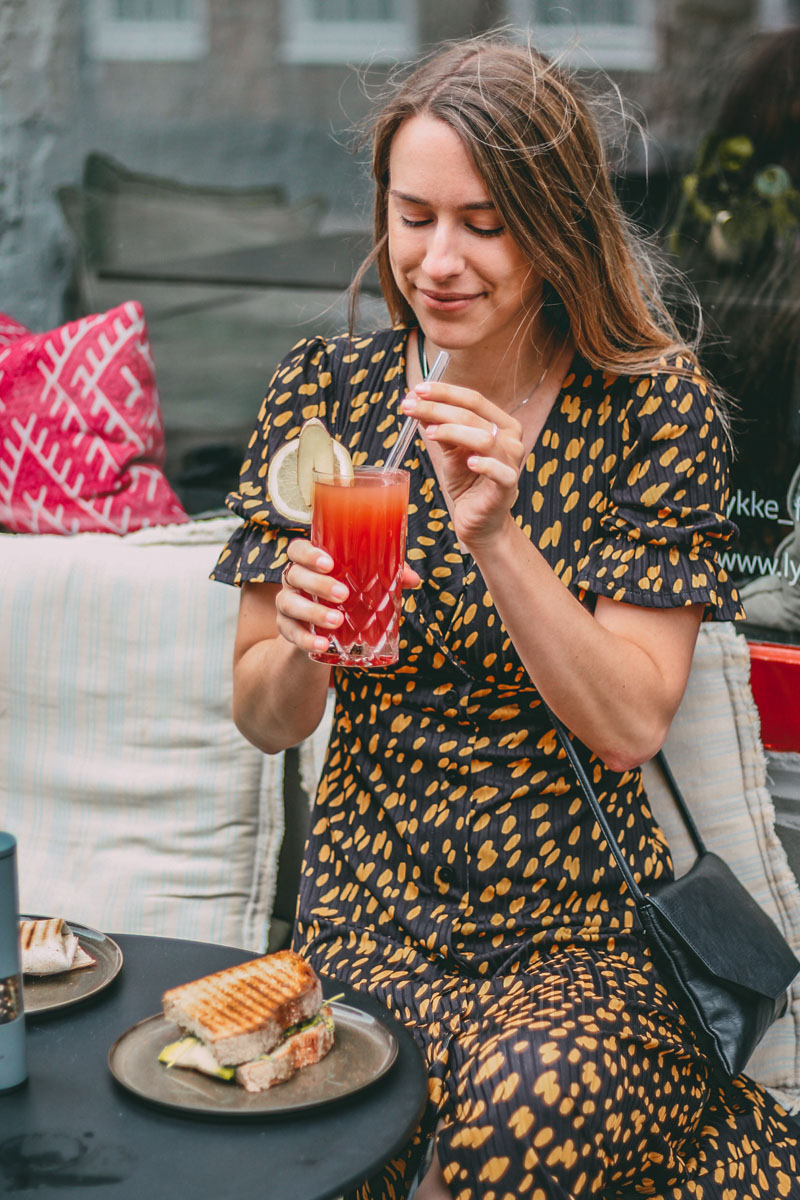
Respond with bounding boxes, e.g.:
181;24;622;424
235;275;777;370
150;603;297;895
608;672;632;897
213;328;800;1200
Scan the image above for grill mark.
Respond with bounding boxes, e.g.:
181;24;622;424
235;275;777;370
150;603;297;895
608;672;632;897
164;953;319;1039
19;918;67;952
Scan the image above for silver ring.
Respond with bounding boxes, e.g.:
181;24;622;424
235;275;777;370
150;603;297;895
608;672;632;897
489;421;499;447
281;564;292;589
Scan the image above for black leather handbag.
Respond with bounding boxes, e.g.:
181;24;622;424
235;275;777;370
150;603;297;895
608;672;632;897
549;710;800;1078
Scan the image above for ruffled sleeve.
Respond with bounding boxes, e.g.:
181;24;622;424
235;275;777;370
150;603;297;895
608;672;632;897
211;336;337;586
574;362;745;621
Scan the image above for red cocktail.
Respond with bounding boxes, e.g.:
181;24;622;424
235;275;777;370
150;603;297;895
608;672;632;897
310;467;409;667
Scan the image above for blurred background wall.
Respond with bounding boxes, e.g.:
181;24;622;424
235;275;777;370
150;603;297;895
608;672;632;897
1;0;794;329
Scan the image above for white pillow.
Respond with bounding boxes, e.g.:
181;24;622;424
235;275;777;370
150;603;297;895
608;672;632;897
643;622;800;1111
0;516;282;950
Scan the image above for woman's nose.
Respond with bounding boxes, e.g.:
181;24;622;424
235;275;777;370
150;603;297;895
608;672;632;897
421;224;464;280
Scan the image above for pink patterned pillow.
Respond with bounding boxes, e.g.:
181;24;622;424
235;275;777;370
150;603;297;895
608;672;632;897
0;301;188;534
0;314;31;347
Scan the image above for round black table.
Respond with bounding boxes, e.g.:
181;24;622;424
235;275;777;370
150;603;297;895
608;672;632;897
0;934;428;1198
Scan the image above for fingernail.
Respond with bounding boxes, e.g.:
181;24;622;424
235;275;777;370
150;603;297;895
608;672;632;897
401;396;418;413
332;583;348;601
325;611;343;627
415;382;430;395
317;553;333;570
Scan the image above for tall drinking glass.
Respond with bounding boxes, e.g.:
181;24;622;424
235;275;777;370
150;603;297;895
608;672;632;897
310;467;410;668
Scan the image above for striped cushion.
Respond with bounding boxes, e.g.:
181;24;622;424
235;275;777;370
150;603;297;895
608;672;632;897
643;622;800;1110
0;516;282;950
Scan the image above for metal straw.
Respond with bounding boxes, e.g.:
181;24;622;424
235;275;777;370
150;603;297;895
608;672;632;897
383;349;450;471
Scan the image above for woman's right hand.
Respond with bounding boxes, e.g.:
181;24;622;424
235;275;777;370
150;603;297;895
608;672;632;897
275;538;348;658
276;537;421;658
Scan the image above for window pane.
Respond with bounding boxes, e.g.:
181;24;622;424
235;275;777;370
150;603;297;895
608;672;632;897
311;0;397;19
536;0;635;24
311;0;346;19
115;0;196;19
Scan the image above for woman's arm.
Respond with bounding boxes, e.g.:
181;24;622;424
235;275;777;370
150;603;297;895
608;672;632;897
232;579;333;755
403;378;704;770
232;533;348;752
472;516;702;771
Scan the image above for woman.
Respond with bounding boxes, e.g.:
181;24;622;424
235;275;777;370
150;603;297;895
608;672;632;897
213;37;799;1200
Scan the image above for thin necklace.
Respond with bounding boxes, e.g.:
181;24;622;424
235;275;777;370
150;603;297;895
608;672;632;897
419;336;553;416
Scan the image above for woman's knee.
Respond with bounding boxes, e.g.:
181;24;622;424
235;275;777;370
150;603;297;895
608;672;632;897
439;1024;609;1197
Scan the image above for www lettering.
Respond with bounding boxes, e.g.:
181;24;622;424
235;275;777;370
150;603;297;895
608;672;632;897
719;551;800;586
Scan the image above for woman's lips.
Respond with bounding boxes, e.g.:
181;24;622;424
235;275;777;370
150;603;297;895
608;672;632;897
417;288;484;312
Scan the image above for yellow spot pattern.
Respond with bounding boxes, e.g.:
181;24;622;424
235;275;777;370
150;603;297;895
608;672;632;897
210;329;765;1200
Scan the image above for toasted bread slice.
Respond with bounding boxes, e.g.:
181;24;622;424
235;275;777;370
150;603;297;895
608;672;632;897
235;1006;334;1093
162;950;322;1067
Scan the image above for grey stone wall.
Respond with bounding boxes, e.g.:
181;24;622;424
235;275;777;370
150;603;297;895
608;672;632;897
0;0;780;332
0;0;79;329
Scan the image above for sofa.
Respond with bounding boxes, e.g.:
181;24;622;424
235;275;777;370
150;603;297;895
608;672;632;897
0;514;324;953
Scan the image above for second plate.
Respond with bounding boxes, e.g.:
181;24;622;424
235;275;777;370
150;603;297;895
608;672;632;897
21;917;124;1016
108;1001;398;1118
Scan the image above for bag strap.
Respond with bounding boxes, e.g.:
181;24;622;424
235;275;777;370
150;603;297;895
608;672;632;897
544;707;708;905
652;747;707;857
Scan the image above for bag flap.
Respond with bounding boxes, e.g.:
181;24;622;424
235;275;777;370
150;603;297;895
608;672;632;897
647;852;800;1000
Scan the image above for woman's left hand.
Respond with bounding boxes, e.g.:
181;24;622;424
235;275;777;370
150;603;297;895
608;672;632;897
401;380;524;549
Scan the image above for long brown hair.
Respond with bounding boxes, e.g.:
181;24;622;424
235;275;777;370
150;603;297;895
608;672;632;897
350;35;701;381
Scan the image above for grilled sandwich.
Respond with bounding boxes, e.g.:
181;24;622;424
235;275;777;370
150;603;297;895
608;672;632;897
159;950;335;1092
19;917;96;975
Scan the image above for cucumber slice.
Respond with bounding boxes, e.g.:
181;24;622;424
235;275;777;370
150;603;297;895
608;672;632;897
158;1036;235;1081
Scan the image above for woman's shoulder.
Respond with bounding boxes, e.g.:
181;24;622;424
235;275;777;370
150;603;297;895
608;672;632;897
610;352;711;401
592;353;722;440
265;326;408;406
279;326;409;369
260;326;411;443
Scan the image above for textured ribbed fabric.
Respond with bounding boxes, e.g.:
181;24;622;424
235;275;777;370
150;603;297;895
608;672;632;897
214;329;799;1198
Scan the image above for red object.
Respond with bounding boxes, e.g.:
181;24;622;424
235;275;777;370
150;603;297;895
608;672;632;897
748;640;800;752
0;314;32;347
311;469;409;666
0;301;188;535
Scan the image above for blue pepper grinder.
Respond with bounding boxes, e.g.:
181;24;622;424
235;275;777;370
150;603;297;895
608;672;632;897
0;832;26;1091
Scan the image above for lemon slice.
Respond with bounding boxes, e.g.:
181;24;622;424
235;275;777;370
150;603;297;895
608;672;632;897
267;420;353;524
297;418;335;507
331;439;354;480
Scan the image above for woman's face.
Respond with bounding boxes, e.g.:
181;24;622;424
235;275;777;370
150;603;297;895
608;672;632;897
387;114;543;358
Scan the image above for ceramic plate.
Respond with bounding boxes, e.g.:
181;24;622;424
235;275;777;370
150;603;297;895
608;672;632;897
108;1001;398;1118
21;916;124;1015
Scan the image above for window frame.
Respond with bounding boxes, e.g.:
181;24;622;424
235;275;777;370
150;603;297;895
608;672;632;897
84;0;209;62
506;0;656;71
281;0;417;65
758;0;799;28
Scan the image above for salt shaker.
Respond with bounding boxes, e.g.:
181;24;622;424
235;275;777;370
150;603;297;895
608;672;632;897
0;831;26;1091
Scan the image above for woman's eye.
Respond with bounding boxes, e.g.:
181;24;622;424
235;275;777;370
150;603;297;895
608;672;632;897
468;224;505;238
395;213;504;236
